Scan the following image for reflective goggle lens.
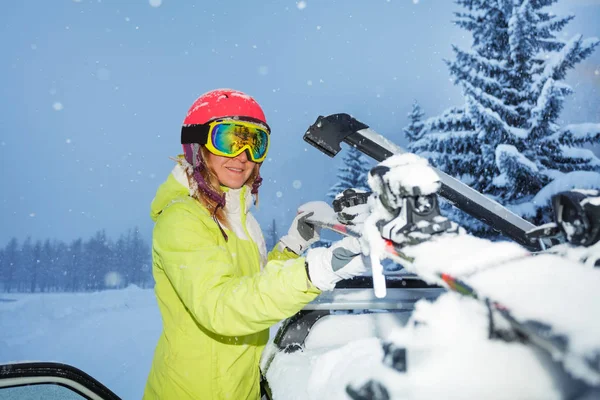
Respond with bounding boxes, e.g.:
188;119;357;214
210;121;269;162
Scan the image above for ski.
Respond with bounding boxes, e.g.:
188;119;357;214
303;113;555;251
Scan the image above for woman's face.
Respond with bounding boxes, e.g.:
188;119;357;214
205;149;256;189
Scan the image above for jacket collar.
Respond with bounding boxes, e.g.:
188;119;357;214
165;163;254;215
222;185;253;215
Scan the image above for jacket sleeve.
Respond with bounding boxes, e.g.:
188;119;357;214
267;242;300;262
154;203;321;337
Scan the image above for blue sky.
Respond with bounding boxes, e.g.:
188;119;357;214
1;0;599;246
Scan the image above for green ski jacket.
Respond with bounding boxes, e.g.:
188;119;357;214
143;166;320;399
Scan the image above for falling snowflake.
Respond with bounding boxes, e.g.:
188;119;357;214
149;0;162;7
276;191;283;198
297;1;307;10
96;68;110;81
104;272;123;288
258;66;269;76
293;180;302;189
53;102;64;111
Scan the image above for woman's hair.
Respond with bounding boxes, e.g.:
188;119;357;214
181;146;260;228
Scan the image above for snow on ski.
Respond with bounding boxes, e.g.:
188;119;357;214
381;235;600;386
309;207;600;387
306;215;600;387
304;154;600;387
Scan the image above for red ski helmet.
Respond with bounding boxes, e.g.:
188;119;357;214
182;88;268;127
180;89;267;209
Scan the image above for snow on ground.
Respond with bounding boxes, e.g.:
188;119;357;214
0;286;161;400
2;264;600;399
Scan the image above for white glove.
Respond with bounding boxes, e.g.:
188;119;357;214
305;237;369;291
279;203;324;255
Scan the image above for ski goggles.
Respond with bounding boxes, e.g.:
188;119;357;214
181;118;270;163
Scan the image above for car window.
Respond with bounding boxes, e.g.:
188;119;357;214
0;384;86;400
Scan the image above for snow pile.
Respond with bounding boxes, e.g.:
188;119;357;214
399;233;600;384
266;313;405;400
381;293;567;400
375;153;441;198
0;286;161;400
402;233;530;278
266;292;574;399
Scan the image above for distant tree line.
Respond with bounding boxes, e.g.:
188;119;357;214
0;228;152;293
265;218;279;251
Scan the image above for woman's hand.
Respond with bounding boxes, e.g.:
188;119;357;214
279;203;324;255
305;237;368;291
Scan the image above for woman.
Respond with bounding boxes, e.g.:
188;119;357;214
143;89;366;399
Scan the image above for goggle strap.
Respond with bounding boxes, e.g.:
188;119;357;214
181;124;210;145
181;118;270;145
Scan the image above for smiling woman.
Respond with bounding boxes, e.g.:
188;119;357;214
204;147;255;190
142;88;368;399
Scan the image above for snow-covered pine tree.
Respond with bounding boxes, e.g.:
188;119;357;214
404;100;425;142
326;146;373;201
407;0;600;234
